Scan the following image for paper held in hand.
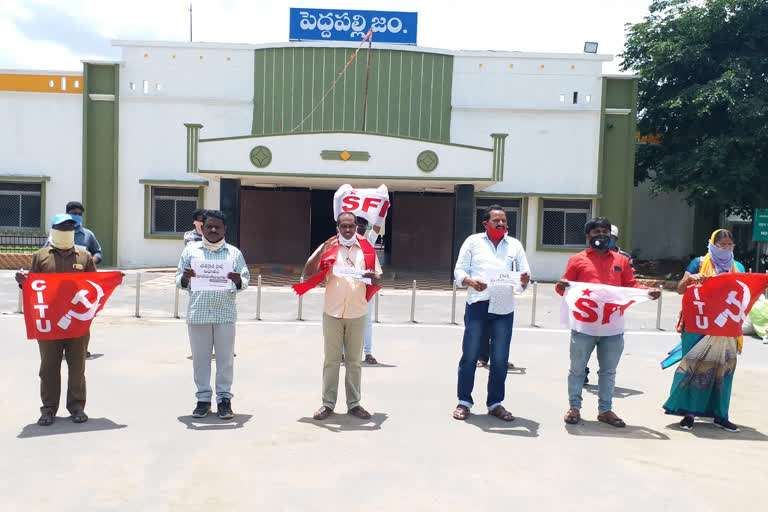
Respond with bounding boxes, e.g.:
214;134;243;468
486;269;524;293
191;259;233;291
332;265;372;285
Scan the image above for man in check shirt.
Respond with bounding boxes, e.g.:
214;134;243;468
556;217;659;427
453;205;530;422
176;210;249;420
304;212;382;421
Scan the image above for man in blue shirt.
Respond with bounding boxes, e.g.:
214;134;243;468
453;205;531;422
184;208;205;246
65;201;103;264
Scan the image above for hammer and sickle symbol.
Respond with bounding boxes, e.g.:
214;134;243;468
57;280;105;330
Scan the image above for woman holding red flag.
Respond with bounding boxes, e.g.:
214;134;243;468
664;229;745;432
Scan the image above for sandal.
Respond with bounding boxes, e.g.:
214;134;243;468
37;411;55;426
364;354;378;365
348;406;372;419
313;406;333;420
71;410;88;423
453;404;470;420
597;411;626;428
564;408;580;425
476;361;488;368
488;405;515;422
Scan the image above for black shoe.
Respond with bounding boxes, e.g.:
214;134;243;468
714;418;740;432
584;366;590;385
679;415;694;430
192;401;211;418
37;411;55;426
217;398;234;419
86;351;92;359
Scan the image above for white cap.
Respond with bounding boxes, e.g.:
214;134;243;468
611;225;619;238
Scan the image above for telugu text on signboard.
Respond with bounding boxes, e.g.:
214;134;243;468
289;8;418;44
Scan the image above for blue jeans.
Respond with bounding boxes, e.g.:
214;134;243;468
568;330;624;413
457;301;514;410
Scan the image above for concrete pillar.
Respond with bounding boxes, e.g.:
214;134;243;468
220;178;241;249
452;184;475;271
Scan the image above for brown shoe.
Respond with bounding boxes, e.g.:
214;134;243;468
364;354;378;365
313;406;333;420
564;408;580;424
453;404;470;420
488;405;515;422
597;411;626;428
347;405;371;419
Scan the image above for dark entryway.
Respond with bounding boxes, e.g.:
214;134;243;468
239;188;310;264
390;192;455;271
310;190;336;252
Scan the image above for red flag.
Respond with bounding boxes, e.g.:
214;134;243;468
682;273;768;337
22;271;123;340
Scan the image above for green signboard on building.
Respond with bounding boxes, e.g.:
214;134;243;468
753;209;768;242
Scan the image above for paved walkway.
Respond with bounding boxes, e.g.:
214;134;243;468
1;310;768;511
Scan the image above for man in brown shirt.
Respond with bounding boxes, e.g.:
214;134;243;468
16;214;96;426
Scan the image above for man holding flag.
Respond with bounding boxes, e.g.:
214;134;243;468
557;217;660;427
16;214;97;426
295;211;382;421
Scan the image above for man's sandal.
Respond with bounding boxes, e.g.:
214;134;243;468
71;410;88;423
37;411;54;426
488;405;515;422
597;411;626;428
453;404;470;420
313;406;333;421
564;408;581;425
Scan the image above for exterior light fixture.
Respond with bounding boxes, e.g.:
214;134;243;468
584;42;598;54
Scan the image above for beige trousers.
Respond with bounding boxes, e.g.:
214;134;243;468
322;313;366;410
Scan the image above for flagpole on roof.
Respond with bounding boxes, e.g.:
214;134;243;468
189;3;193;42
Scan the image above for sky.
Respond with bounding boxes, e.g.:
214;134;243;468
0;0;653;73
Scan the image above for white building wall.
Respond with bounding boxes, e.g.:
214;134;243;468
631;180;695;260
115;43;254;267
0;91;83;229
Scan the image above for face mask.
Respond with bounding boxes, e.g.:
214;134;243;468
50;229;75;250
203;236;226;252
338;232;357;247
589;234;612;250
69;215;83;226
708;242;734;273
483;222;506;242
193;220;203;235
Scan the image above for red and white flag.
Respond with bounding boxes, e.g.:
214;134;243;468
333;184;390;227
682;273;768;337
22;271;123;340
560;282;652;336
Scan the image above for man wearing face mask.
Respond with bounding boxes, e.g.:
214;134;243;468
452;205;531;422
184;208;205;246
62;201;103;265
15;214;97;426
557;217;660;427
297;212;382;421
176;210;250;420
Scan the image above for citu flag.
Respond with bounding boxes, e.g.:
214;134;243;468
560;282;652;336
22;271;123;340
682;273;768;337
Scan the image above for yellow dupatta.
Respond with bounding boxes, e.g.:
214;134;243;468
699;229;742;353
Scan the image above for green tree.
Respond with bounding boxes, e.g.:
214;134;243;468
622;0;768;219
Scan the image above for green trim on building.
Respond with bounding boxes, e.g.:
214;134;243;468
596;77;639;251
475;192;601;199
320;150;371;162
39;180;47;232
0;175;51;182
82;63;120;266
491;134;508;181
200;130;492;152
252;47;454;142
198;170;494;181
520;197;528;248
185;124;202;173
143;183;206;240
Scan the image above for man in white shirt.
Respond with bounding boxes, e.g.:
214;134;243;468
452;205;530;421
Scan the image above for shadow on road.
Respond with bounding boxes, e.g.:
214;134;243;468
177;414;252;431
464;414;539;437
86;353;104;360
361;362;397;368
565;420;669;440
584;384;644;399
478;365;527;375
18;417;127;438
664;422;768;441
297;412;388;433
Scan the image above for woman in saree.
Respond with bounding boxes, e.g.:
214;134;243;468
663;229;744;432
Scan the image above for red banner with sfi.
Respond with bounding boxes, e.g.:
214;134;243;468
22;271;123;340
682;273;768;337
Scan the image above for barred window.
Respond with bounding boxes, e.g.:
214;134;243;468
0;182;42;230
541;199;592;247
150;186;200;235
475;198;522;239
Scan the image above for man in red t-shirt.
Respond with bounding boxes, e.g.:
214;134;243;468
556;217;659;427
